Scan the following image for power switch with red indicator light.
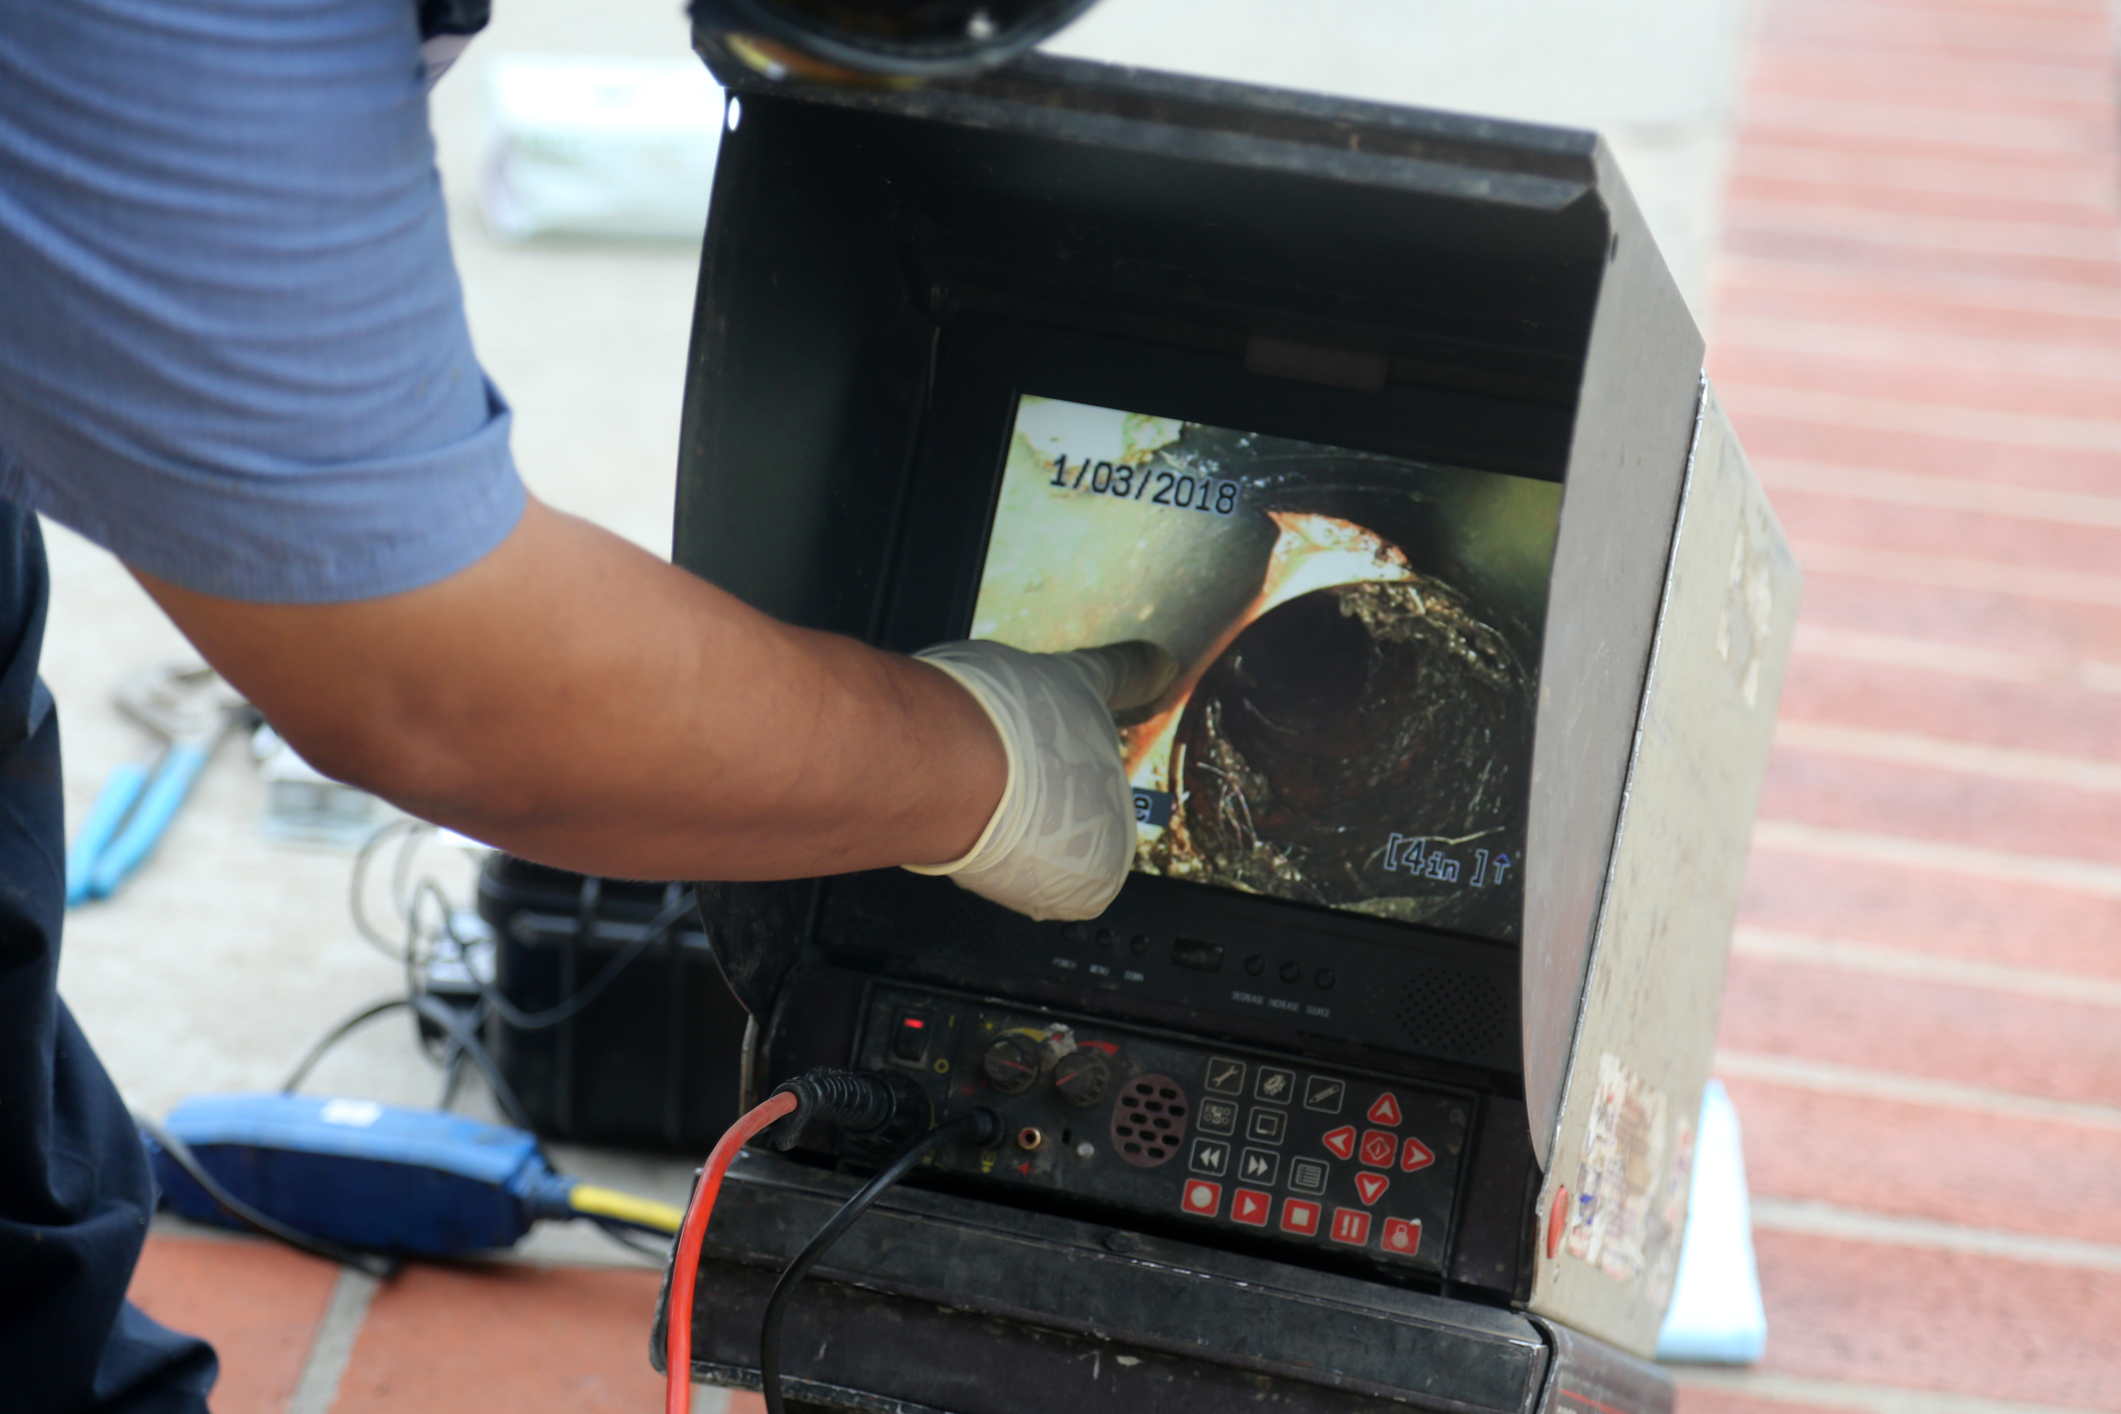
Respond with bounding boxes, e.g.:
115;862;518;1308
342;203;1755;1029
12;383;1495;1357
889;1013;932;1064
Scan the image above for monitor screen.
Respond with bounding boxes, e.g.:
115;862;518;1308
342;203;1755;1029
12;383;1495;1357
970;395;1559;943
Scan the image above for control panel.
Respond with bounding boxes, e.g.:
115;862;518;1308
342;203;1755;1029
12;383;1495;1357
848;983;1474;1275
817;870;1523;1075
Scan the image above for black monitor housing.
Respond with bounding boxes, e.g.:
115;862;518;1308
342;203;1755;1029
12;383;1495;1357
658;43;1797;1414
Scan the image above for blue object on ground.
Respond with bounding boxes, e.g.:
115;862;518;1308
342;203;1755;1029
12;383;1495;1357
1655;1079;1769;1363
144;1093;578;1257
63;760;148;906
85;742;211;899
64;742;214;906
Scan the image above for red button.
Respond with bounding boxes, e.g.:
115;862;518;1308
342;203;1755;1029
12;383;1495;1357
1366;1092;1402;1127
1280;1198;1321;1235
1400;1136;1436;1173
1181;1180;1222;1216
1382;1217;1423;1256
1329;1207;1371;1246
1359;1130;1396;1167
1321;1125;1357;1160
1231;1188;1271;1227
1354;1172;1390;1206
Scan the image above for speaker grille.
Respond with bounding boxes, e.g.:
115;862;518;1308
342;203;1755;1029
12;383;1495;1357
1110;1074;1188;1167
1395;965;1515;1064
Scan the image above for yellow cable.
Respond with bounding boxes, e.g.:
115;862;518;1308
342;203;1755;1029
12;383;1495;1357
569;1183;685;1234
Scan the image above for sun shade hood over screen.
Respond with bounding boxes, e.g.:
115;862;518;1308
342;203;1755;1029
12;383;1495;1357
670;53;1797;1340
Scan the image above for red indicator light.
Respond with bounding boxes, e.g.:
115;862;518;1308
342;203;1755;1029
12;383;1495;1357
905;1018;925;1029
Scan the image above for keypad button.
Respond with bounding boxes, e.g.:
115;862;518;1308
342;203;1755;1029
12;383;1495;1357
1330;1208;1373;1246
1189;1139;1230;1176
1254;1067;1296;1104
1302;1076;1345;1114
1246;1108;1287;1145
1195;1099;1237;1136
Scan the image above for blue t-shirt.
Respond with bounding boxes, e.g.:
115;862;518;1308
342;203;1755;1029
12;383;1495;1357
0;0;525;604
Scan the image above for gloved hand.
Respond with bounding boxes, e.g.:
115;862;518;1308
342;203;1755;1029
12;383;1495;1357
907;639;1178;922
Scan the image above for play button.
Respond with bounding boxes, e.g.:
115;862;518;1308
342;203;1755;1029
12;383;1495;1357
1232;1188;1270;1227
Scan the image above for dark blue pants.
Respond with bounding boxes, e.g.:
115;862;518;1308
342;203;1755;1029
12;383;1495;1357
0;503;216;1411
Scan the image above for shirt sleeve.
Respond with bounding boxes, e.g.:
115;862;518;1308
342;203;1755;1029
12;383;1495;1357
0;0;526;605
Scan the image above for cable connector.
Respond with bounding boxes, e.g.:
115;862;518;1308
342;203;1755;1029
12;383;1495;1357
757;1068;930;1151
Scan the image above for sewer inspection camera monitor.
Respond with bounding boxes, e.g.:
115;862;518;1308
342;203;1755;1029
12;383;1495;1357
654;44;1800;1414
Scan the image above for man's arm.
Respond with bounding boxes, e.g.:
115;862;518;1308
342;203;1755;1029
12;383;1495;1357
135;495;1007;881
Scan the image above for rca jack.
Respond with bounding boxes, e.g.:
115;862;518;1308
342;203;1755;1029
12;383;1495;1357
1016;1126;1044;1152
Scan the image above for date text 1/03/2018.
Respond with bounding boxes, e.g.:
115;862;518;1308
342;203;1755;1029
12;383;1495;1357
1048;454;1239;517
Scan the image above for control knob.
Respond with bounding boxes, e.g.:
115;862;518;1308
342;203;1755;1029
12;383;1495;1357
980;1034;1045;1095
1052;1051;1112;1108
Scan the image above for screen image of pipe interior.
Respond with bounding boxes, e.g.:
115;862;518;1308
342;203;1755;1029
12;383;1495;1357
971;396;1561;943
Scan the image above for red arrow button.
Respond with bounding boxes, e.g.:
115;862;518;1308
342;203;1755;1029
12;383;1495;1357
1232;1188;1270;1227
1400;1136;1436;1173
1354;1172;1390;1205
1366;1092;1403;1127
1321;1125;1357;1160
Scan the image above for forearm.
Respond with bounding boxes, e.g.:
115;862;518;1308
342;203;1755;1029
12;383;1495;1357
132;497;1005;880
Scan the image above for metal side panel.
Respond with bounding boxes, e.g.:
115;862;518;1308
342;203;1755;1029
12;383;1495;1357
658;1152;1550;1414
1526;382;1801;1354
1520;137;1706;1173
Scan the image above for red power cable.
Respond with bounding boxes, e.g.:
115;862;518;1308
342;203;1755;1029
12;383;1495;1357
666;1091;800;1414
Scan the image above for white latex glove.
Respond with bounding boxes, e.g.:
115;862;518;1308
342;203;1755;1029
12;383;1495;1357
907;639;1177;922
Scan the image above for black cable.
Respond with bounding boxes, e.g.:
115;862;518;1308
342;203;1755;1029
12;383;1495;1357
407;993;535;1132
279;996;413;1094
348;819;424;960
591;1218;672;1262
136;1113;398;1279
280;992;536;1134
475;889;696;1032
758;1112;994;1414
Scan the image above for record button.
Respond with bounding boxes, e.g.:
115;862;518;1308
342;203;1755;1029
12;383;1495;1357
1181;1180;1222;1216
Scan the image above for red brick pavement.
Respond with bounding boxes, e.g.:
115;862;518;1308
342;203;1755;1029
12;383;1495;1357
1684;0;2121;1411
